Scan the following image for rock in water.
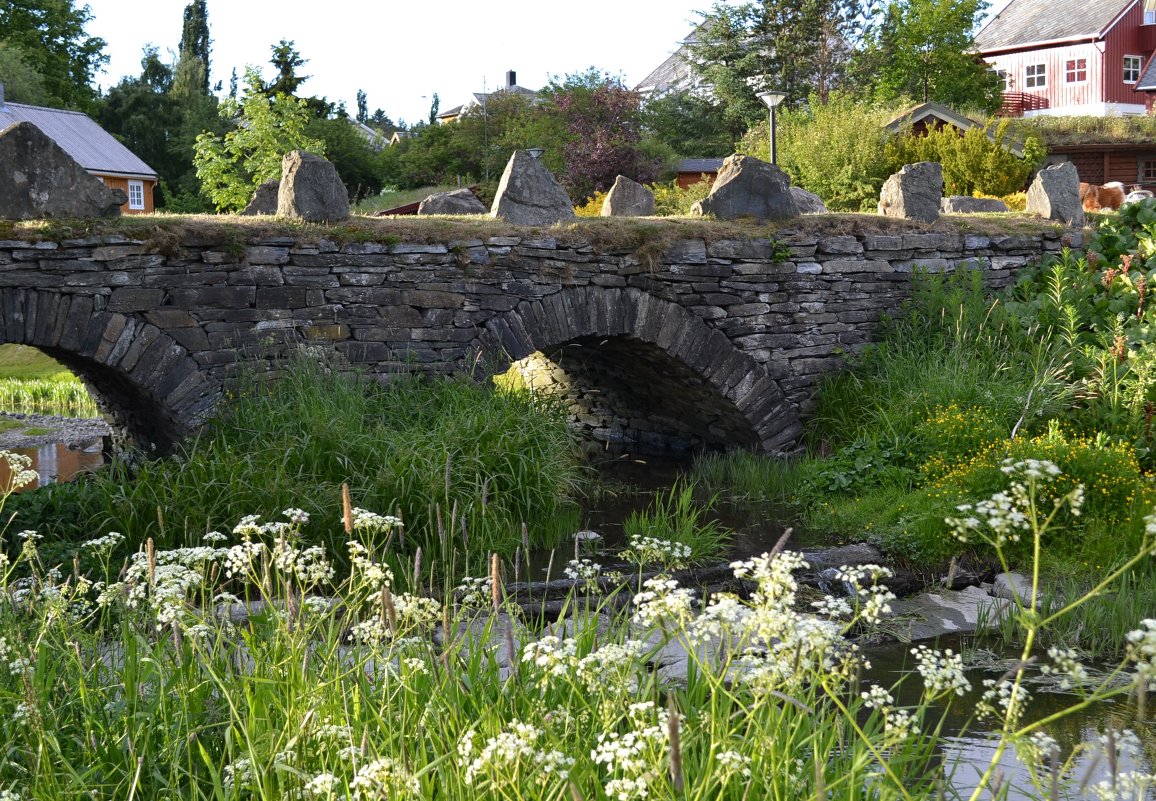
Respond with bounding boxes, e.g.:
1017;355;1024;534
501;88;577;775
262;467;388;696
601;175;655;217
277;151;349;223
418;188;488;215
690;154;799;221
878;162;942;223
0;121;127;219
1026;163;1084;227
491;150;576;225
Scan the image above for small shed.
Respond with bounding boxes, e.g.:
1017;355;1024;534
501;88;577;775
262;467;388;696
0;85;158;214
675;157;725;189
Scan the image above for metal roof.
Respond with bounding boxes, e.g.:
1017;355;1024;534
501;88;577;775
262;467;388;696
677;157;725;173
0;101;157;179
1138;53;1156;90
975;0;1137;52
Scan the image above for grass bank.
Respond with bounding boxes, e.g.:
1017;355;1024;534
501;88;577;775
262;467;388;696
9;358;589;578
0;345;97;417
694;200;1156;650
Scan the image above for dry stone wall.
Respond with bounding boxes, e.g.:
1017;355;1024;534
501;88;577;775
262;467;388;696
0;226;1081;454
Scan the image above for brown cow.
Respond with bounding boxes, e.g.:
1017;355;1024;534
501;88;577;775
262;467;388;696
1080;181;1126;212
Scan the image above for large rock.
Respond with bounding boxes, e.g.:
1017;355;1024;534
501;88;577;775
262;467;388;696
1026;163;1084;226
941;195;1008;214
417;188;487;215
878;162;942;223
791;186;827;213
0;121;126;219
491;150;575;225
690;154;799;221
889;585;1008;642
277;151;349;223
241;179;280;216
601;175;655;217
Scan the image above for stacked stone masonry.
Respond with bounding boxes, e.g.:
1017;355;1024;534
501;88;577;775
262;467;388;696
0;227;1082;454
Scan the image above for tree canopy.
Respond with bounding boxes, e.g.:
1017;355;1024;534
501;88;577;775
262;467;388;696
0;0;106;109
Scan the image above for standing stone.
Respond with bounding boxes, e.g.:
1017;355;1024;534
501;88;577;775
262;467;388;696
878;162;943;223
941;196;1008;214
601;175;655;217
241;179;280;216
1026;163;1084;227
418;188;488;215
0;121;127;219
491;150;575;225
791;186;827;213
690;154;799;221
277;151;349;223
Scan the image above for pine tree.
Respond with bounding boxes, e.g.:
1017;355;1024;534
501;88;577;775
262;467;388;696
171;0;210;98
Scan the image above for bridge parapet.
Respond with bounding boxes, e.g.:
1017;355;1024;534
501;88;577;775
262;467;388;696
0;224;1081;454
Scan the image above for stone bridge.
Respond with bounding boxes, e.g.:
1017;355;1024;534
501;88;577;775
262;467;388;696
0;224;1077;455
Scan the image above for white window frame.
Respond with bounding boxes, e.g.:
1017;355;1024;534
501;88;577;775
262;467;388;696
1145;9;1156;24
127;180;145;210
1025;63;1046;89
1125;55;1143;84
1065;58;1087;84
992;68;1009;90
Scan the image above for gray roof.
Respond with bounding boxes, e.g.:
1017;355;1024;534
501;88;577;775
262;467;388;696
884;101;1025;157
975;0;1136;52
677;157;725;173
1139;53;1156;91
635;26;703;96
0;101;157;179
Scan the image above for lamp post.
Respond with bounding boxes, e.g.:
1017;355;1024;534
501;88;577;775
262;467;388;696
527;147;545;160
756;90;787;165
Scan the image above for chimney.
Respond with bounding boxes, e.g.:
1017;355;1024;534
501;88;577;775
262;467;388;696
506;70;516;88
0;82;5;108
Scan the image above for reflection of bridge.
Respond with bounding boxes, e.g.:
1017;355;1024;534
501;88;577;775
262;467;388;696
0;226;1073;455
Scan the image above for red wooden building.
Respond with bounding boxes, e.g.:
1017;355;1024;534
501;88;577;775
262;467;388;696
976;0;1156;117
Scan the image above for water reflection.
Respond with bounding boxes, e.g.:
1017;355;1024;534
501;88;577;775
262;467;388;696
0;441;104;491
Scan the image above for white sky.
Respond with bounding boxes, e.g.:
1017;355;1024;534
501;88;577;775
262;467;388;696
82;0;712;126
82;0;1015;127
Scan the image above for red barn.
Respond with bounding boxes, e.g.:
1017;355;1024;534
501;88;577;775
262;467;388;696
976;0;1156;117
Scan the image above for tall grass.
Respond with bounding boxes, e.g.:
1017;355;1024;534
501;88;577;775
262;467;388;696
621;480;732;563
0;460;1150;801
0;378;98;418
11;357;588;575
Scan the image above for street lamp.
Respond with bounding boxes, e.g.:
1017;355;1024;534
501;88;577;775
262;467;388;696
757;90;787;165
527;147;545;159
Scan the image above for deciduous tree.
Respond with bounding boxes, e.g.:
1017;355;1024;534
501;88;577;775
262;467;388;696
0;40;49;104
861;0;1002;111
0;0;106;109
193;68;325;211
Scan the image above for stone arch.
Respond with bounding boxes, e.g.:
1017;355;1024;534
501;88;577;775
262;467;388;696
0;289;220;455
473;286;803;453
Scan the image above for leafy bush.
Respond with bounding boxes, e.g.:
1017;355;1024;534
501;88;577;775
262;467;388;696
649;178;712;216
574;190;607;217
885;119;1045;196
742;91;895;212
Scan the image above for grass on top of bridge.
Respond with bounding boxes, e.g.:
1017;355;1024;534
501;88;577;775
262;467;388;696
0;209;1072;257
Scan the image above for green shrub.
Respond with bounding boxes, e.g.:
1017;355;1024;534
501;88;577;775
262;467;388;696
885;119;1045;196
649;178;712;216
742;92;895;212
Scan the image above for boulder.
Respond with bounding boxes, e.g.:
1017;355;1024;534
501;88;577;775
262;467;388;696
941;195;1008;214
601;175;655;217
240;179;280;216
791;186;827;213
878;162;943;223
0;121;127;219
1026;163;1084;226
417;187;487;215
491;150;576;225
690;154;799;221
277;151;349;223
889;585;1008;642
